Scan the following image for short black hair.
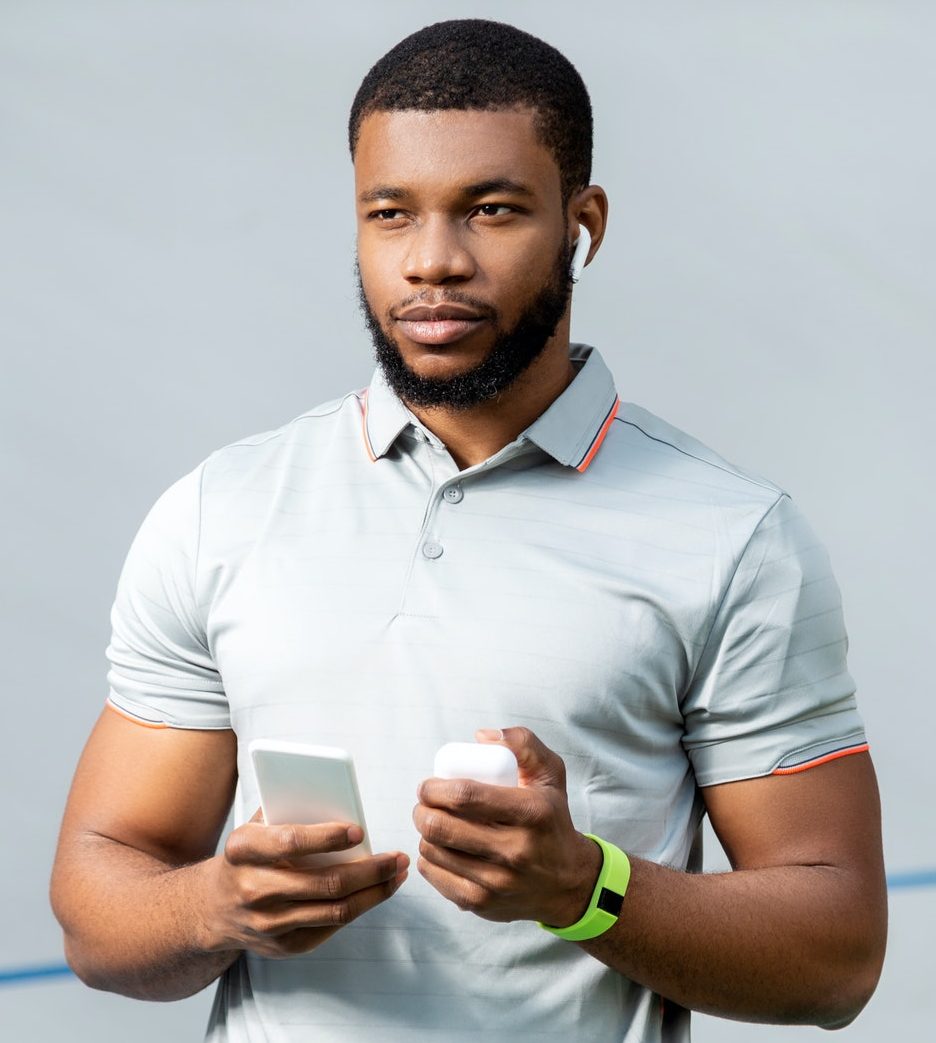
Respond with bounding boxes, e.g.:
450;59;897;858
349;19;592;204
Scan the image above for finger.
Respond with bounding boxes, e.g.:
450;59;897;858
262;853;410;905
412;803;510;859
417;777;547;828
417;855;495;916
262;868;409;938
478;726;566;790
419;838;514;894
225;820;364;866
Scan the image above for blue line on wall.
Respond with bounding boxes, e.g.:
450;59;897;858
2;869;934;988
886;869;936;889
0;963;74;985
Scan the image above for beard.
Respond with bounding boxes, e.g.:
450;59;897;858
356;237;574;410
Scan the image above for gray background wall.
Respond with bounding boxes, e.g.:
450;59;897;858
2;1;932;1039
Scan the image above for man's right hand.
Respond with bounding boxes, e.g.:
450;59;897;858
197;810;409;958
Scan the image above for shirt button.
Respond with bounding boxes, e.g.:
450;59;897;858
422;540;444;560
443;484;464;504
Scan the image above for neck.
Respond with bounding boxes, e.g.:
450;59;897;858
405;329;576;470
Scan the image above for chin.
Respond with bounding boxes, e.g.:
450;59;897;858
398;340;491;374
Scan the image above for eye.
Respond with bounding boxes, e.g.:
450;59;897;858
474;204;514;218
369;208;406;222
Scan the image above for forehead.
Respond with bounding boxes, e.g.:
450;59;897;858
353;108;561;201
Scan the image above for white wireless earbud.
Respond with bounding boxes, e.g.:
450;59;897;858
570;226;592;283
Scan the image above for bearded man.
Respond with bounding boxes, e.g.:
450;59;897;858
51;19;885;1042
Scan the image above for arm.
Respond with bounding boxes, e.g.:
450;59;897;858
579;749;886;1027
51;706;409;1001
413;727;886;1029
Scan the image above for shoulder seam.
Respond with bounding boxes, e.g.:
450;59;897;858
219;392;360;451
612;415;781;495
681;492;788;700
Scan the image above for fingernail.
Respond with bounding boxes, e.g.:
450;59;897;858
396;853;411;873
346;825;364;844
476;728;503;741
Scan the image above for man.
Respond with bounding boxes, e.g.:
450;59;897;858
51;19;886;1042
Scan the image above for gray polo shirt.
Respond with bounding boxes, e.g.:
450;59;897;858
106;344;866;1043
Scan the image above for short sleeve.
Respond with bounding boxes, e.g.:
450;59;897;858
682;493;866;786
105;463;230;729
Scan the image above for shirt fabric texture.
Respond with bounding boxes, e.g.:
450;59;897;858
105;344;867;1042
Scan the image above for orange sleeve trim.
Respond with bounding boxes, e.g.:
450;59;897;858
360;389;377;462
771;742;869;775
106;701;169;729
576;396;620;472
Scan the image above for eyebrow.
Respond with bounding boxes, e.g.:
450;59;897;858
357;185;408;205
357;177;537;205
463;178;537;199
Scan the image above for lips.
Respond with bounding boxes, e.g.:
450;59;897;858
396;318;484;345
394;304;487;346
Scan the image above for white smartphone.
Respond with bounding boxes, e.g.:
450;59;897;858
248;739;372;866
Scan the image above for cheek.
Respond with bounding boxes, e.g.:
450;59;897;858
485;253;554;319
356;246;396;311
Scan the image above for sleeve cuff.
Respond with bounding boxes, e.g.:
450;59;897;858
688;710;867;787
106;692;232;731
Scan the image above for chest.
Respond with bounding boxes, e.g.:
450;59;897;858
205;454;715;756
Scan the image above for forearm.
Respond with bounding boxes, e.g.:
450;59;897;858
52;833;238;1001
578;855;885;1027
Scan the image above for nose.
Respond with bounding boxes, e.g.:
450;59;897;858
401;218;476;285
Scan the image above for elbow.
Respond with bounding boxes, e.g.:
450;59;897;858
61;934;112;994
814;880;888;1030
815;983;878;1032
815;945;886;1030
50;880;109;994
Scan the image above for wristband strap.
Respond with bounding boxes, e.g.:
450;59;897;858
538;834;631;941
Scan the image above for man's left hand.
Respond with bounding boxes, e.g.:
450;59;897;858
412;727;601;926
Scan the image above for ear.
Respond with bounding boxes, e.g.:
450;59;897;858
567;185;609;274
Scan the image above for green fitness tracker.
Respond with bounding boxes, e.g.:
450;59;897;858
539;834;631;941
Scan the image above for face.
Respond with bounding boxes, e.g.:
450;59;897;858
354;108;574;409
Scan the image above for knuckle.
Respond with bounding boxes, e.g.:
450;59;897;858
236;876;263;908
224;831;249;864
423;813;448;846
492;868;515;894
450;781;475;808
522;798;549;826
506;843;532;871
321;871;344;899
330;900;352;927
455;882;486;912
243;911;271;939
274;825;300;856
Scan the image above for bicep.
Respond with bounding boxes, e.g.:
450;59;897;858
702;752;886;889
56;705;238;867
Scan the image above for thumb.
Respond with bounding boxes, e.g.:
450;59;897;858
476;726;567;791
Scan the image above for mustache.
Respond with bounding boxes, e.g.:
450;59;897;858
352;260;498;324
387;290;497;322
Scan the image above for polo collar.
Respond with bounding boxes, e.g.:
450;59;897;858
524;344;620;471
360;366;414;462
361;343;620;472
